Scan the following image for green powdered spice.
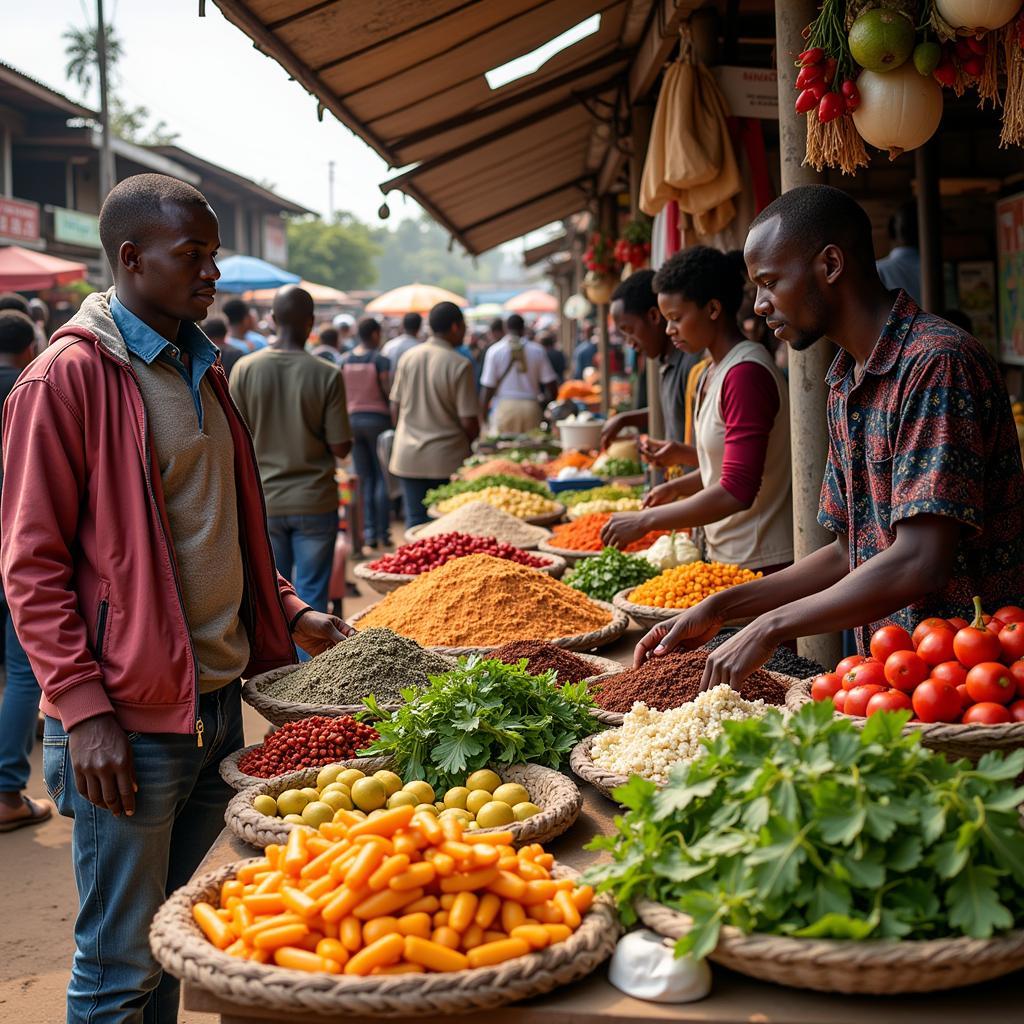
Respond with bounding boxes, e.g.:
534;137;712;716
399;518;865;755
261;628;455;706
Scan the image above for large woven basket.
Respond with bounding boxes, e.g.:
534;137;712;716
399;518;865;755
786;678;1024;762
404;521;553;549
569;733;630;801
150;861;620;1018
635;899;1024;994
348;598;629;657
427;503;565;527
219;746;392;792
225;761;582;849
241;665;409;728
612;586;754;632
354;551;567;594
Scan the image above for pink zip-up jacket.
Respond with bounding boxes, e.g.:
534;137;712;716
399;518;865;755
0;290;303;736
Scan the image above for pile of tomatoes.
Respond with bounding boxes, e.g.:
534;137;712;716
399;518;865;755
811;598;1024;725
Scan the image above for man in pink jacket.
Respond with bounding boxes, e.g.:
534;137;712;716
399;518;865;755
1;173;351;1023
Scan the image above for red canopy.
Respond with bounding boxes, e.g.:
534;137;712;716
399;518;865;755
0;246;87;290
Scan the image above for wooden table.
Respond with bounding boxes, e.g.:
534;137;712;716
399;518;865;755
183;627;1023;1021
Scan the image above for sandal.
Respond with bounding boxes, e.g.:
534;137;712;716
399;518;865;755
0;795;53;833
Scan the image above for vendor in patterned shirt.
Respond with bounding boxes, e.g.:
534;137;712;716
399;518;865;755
634;184;1024;689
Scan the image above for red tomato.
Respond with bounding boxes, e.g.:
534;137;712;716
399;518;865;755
947;617;969;630
866;690;913;716
912;680;962;723
912;617;953;647
1010;660;1024;698
835;655;867;679
883;650;929;692
965;662;1017;705
1008;699;1024;722
956;683;972;709
870;625;913;663
810;673;843;702
844;684;887;717
954;623;1002;668
983;615;1005;636
931;661;968;688
998;621;1024;663
843;661;887;691
993;605;1024;624
832;689;847;713
962;702;1012;725
917;628;957;667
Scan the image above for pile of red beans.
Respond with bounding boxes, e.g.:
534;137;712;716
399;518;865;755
237;716;379;777
367;532;546;575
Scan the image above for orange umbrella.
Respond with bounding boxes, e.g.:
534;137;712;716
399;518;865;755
243;280;350;303
0;245;87;290
504;288;558;314
365;283;468;316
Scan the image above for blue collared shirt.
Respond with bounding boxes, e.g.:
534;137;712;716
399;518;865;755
111;294;219;429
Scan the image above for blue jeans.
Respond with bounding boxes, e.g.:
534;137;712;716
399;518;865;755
43;685;244;1024
350;413;392;544
267;511;337;613
0;609;41;792
397;476;449;529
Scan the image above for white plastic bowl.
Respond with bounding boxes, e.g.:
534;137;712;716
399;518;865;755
557;419;603;451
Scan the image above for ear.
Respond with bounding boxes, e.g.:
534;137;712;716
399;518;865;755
645;306;661;326
707;298;722;321
820;243;845;285
119;240;142;275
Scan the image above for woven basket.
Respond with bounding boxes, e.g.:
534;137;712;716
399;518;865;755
786;678;1024;762
569;733;631;801
635;899;1024;994
404;521;553;549
354;551;568;594
611;586;753;632
225;761;582;849
427;503;565;527
241;665;410;728
150;861;620;1017
348;599;629;657
219;746;392;792
535;539;598;565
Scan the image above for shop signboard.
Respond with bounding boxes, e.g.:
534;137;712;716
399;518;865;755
997;191;1024;365
53;207;101;249
0;196;41;243
711;66;778;120
956;261;997;357
263;214;288;266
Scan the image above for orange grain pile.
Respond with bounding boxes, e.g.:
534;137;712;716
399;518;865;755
356;553;612;647
551;513;670;553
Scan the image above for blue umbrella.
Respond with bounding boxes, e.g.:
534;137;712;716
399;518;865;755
215;254;300;293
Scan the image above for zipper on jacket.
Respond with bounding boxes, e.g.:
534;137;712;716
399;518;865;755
95;599;109;662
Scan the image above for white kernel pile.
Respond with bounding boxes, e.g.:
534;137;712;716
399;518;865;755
567;498;643;519
591;684;766;783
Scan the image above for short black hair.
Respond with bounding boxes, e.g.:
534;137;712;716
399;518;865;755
402;312;422;334
890;200;918;245
653;246;747;317
222;299;251;325
748;184;876;271
505;313;525;334
429;301;464;335
0;292;30;315
0;310;37;354
489;317;504;334
98;172;211;272
318;326;339;349
358;316;380;342
611;269;657;316
203;315;227;340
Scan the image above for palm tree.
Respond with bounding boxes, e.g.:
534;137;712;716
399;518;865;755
62;23;123;97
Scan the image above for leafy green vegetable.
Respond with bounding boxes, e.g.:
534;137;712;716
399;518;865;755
359;656;599;789
564;546;659;602
563;485;644;508
593;458;644;479
425;474;554;507
585;702;1024;954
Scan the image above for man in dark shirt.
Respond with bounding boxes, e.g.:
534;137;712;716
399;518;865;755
203;314;244;379
636;185;1024;687
0;310;47;831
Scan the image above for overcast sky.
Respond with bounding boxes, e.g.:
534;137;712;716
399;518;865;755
4;0;420;223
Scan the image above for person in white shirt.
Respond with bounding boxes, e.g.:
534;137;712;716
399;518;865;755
381;312;423;371
479;314;558;434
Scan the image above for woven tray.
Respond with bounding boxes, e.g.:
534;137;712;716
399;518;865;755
427;503;565;527
612;586;755;631
150;861;620;1017
786;678;1024;762
354;551;568;594
569;733;630;801
348;599;629;657
225;761;582;849
241;665;410;728
404;521;553;549
535;539;599;565
635;899;1024;994
219;745;392;792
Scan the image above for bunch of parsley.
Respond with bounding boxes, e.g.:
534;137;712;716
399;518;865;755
359;657;599;789
564;546;659;603
424;475;554;507
586;702;1024;958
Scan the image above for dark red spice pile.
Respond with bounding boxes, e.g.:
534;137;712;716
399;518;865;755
490;640;597;685
593;649;787;712
368;532;545;575
237;715;379;777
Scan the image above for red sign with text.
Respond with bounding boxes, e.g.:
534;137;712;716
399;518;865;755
0;197;41;243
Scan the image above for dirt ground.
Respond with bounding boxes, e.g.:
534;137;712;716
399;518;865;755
0;576;379;1023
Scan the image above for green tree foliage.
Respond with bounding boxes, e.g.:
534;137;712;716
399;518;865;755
286;214;381;291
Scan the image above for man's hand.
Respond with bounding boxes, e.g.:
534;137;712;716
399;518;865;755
643;479;687;509
599;413;626;451
633;603;724;668
293;611;354;658
68;713;136;817
697;619;777;692
600;511;650;549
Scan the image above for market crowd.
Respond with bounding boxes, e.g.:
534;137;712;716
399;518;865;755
0;172;1021;1022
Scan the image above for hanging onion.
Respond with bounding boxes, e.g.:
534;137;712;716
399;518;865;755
934;0;1022;31
851;63;944;158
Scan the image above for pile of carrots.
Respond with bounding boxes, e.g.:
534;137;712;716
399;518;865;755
192;803;594;976
551;512;670;553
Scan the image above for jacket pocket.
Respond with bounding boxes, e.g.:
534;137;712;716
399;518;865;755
94;580;111;664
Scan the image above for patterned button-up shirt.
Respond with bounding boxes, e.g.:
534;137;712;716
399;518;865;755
818;291;1024;651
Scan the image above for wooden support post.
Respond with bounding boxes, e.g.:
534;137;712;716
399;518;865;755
776;0;843;669
597;196;617;417
915;139;943;313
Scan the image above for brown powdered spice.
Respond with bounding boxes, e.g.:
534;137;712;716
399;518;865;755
490;640;598;685
594;649;786;712
355;553;611;647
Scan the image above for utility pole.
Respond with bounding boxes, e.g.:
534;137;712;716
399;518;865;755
328;160;335;221
96;0;115;282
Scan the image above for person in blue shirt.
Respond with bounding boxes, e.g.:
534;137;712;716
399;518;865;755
572;323;597;379
876;201;921;304
223;298;268;352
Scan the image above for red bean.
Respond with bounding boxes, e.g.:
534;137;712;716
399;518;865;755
237;715;379;777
